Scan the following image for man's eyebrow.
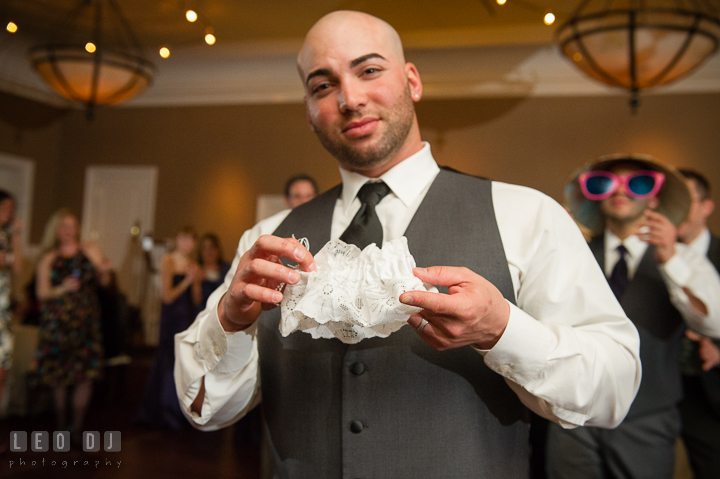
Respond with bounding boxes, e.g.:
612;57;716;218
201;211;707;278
304;53;388;86
350;53;386;68
306;68;331;86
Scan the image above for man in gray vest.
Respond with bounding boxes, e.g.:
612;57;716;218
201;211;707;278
175;11;642;478
549;156;720;479
676;168;720;479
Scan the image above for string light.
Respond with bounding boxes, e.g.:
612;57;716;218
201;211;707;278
205;33;216;45
6;22;18;33
159;47;170;58
496;0;507;5
186;10;197;22
85;42;96;53
544;12;555;25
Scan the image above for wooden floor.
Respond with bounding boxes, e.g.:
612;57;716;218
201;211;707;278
0;349;261;479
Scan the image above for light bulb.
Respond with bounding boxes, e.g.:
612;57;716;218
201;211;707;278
85;42;96;53
496;0;506;5
544;12;555;25
6;22;18;33
205;33;216;45
186;10;197;22
159;47;170;58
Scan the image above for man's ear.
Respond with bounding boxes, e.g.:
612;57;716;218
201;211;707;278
701;198;715;219
405;62;422;102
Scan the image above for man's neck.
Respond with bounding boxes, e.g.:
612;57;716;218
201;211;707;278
679;224;706;245
606;218;640;241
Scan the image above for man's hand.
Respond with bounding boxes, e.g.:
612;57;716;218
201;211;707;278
399;266;510;350
638;210;677;264
687;330;720;371
219;235;316;332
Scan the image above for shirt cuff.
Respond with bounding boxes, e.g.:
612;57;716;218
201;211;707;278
193;303;258;375
661;253;692;288
476;301;555;385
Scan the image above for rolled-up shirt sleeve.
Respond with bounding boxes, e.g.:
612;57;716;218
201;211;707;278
659;245;720;339
481;183;642;429
174;210;289;430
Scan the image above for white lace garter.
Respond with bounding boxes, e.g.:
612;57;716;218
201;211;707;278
280;237;437;344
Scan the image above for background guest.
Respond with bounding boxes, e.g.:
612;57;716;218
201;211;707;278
284;174;318;209
136;226;199;430
676;168;720;479
551;156;720;479
194;233;231;312
33;208;111;440
0;190;22;451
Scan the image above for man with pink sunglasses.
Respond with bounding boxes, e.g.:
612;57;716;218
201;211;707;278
548;155;720;479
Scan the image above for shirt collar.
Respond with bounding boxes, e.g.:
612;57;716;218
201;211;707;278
604;229;647;259
338;142;440;214
688;227;712;257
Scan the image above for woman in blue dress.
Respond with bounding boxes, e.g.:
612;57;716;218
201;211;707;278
137;226;199;429
195;233;231;313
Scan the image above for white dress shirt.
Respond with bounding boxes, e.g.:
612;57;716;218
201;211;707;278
605;229;720;338
175;143;642;432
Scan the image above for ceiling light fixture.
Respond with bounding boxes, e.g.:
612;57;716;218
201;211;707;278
28;0;155;119
556;0;720;111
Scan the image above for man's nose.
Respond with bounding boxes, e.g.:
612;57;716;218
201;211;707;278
338;81;366;112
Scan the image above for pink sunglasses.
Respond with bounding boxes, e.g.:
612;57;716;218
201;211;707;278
579;170;666;201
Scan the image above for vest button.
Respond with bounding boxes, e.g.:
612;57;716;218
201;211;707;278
350;362;365;375
350;420;364;434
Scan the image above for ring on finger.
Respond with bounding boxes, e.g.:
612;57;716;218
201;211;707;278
417;318;429;332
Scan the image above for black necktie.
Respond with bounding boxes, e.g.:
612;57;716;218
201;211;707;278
340;181;391;250
608;244;628;300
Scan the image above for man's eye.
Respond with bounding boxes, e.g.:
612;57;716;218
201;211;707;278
312;83;330;94
363;68;379;75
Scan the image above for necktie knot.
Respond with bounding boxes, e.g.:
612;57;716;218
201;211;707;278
357;181;390;207
617;244;628;257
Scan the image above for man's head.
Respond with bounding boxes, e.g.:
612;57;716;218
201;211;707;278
297;11;423;177
285;174;318;208
599;162;661;226
677;169;715;243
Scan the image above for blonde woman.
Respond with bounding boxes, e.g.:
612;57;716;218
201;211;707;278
34;209;111;437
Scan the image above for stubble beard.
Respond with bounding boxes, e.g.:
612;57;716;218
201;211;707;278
312;83;415;172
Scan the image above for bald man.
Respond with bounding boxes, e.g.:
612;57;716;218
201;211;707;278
175;11;640;478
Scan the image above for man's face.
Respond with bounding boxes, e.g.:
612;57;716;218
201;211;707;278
286;180;317;208
298;14;420;174
600;165;658;224
678;179;713;241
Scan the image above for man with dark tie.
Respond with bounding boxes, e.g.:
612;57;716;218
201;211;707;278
174;11;642;478
548;156;720;479
676;168;720;479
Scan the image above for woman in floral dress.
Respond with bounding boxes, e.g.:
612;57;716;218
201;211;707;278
34;209;111;434
0;190;23;419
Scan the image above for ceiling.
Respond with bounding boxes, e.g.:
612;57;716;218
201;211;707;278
1;0;719;109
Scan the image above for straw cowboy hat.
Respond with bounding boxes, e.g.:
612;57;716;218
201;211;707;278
564;153;691;237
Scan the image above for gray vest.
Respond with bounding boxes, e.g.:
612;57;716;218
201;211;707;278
257;169;529;479
589;236;685;418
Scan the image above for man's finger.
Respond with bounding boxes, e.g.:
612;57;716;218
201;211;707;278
400;290;456;316
249;235;317;272
412;266;473;287
242;258;301;286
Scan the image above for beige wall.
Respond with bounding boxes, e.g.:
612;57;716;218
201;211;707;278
1;91;719;257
